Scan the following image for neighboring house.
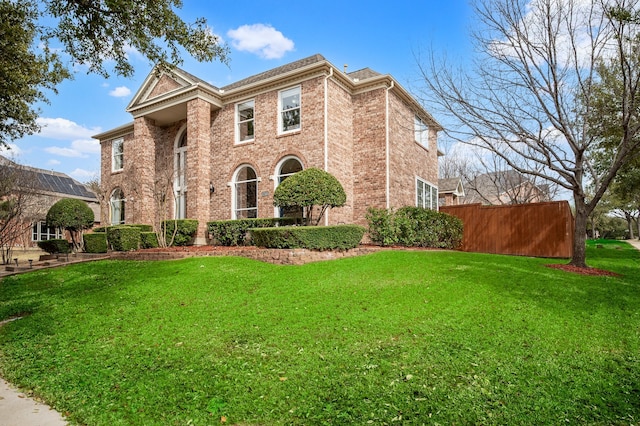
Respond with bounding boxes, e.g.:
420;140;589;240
0;156;99;248
438;177;465;206
95;54;442;244
463;170;550;205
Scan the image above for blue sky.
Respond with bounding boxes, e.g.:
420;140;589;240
5;0;473;182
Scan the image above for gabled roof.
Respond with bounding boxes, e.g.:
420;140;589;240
0;156;97;201
438;177;464;195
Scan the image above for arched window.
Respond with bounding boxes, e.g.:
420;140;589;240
110;188;125;225
174;129;187;219
275;157;303;219
234;165;257;219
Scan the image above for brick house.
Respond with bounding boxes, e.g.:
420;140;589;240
0;156;99;249
95;54;442;244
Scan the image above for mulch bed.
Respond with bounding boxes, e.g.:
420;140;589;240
545;263;620;277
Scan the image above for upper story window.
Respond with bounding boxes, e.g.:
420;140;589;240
414;116;429;149
236;100;255;143
279;86;301;133
417;177;438;211
112;138;124;171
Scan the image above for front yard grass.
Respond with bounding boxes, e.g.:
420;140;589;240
0;240;639;425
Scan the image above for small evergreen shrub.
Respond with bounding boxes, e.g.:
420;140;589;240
83;233;107;253
37;239;71;254
128;224;153;232
207;218;299;246
107;226;141;251
92;226;107;233
366;207;463;249
140;232;159;249
162;219;198;246
251;225;365;250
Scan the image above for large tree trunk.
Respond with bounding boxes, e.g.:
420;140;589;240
570;196;588;268
626;212;635;240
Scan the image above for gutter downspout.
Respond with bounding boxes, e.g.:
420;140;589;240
385;80;394;209
324;67;333;226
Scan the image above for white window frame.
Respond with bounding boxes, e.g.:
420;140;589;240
232;165;258;219
110;188;126;225
278;86;301;134
235;99;255;143
174;128;188;219
414;116;429;149
112;138;124;172
32;221;62;242
273;156;303;218
416;177;438;210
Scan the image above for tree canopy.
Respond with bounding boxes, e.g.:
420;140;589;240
273;168;346;226
46;198;94;250
0;0;228;147
420;0;640;267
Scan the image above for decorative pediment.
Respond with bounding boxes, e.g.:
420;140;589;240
126;67;222;126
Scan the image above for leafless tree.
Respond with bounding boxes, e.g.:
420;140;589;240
418;0;640;267
0;159;45;263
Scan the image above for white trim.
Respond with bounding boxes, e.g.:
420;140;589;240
278;86;301;135
273;156;303;218
109;188;126;225
416;176;439;211
232;165;258;219
174;125;188;219
111;138;124;172
235;99;255;144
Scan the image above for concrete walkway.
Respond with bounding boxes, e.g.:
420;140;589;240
0;378;67;425
1;239;639;425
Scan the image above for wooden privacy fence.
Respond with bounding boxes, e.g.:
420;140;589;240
440;201;574;258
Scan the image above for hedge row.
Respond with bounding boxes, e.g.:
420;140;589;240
251;225;365;250
83;220;197;252
366;207;463;249
37;239;71;254
207;217;300;246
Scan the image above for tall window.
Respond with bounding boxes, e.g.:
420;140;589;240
110;188;125;224
234;165;257;219
279;86;301;133
276;157;303;218
32;221;62;242
417;178;438;210
236;100;255;143
414;116;429;149
174;131;187;219
112;138;124;171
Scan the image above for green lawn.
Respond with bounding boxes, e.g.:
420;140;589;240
0;240;639;425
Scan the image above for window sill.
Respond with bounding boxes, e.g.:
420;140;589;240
234;139;255;147
111;169;124;175
277;130;301;139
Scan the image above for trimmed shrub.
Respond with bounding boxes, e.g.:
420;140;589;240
273;168;346;226
140;232;159;249
46;198;94;251
251;225;365;250
207;218;300;246
366;207;463;249
107;226;141;251
128;224;153;232
162;219;198;246
37;239;71;254
83;233;107;253
92;226;107;233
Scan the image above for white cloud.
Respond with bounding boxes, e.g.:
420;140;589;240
109;86;132;98
47;159;61;166
0;143;23;157
45;139;100;158
36;117;101;140
227;24;294;59
69;168;99;180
